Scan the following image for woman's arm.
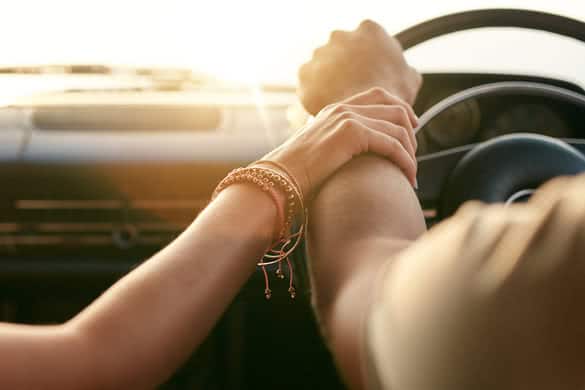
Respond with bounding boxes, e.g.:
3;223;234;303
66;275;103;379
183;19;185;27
0;184;277;389
0;86;417;389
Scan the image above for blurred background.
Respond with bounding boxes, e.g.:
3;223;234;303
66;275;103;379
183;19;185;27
1;2;585;388
1;0;585;98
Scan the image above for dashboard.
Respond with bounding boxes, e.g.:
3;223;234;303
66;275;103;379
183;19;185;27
414;73;585;155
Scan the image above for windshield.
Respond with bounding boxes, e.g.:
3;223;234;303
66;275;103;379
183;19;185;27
2;0;584;86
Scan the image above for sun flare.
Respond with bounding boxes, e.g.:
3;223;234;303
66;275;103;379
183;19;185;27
0;0;584;86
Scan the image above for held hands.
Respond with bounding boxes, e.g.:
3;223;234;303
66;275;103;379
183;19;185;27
260;21;421;204
298;20;422;115
261;87;418;200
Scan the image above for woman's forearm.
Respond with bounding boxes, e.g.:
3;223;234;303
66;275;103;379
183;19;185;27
66;184;277;388
69;184;277;388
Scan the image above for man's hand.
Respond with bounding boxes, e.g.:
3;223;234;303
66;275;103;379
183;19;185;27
298;20;422;115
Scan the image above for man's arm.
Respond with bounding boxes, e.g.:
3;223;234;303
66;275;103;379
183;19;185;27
308;155;425;389
298;19;425;388
298;20;422;116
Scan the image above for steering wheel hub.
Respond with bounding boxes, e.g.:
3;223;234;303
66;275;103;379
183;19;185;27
440;133;585;217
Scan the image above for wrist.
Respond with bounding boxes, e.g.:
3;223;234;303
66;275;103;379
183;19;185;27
392;66;423;105
213;164;306;243
355;69;422;106
217;184;279;246
323;77;421;112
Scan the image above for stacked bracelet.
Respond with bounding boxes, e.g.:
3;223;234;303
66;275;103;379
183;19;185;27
212;162;307;299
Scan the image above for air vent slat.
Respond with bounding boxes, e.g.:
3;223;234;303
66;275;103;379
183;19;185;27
0;198;205;256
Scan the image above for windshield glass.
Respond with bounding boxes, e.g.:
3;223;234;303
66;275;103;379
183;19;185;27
2;0;584;86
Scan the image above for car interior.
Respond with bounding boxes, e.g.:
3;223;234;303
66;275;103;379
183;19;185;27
0;7;584;389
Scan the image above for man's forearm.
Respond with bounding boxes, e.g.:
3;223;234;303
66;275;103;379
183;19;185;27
308;155;425;388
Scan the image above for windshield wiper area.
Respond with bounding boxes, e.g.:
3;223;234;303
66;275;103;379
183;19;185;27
0;64;217;91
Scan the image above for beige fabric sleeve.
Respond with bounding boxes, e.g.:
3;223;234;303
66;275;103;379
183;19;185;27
366;174;585;390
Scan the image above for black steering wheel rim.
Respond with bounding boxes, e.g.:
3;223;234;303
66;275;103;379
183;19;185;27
395;8;585;50
415;81;585;136
391;9;585;216
393;8;585;139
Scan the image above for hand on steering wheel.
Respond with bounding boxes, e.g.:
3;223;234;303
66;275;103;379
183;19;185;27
297;20;422;115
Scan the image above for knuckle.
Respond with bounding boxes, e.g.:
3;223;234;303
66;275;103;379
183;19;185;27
391;138;403;152
337;110;355;121
322;102;337;114
330;103;350;115
388;138;405;159
298;63;311;81
386;136;400;151
312;46;327;59
338;117;357;131
393;105;409;123
368;86;389;99
338;118;360;135
395;125;409;142
329;30;347;42
302;94;322;117
395;104;407;116
300;88;329;117
358;19;380;32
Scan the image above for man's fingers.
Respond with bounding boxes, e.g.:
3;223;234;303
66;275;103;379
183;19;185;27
340;104;417;152
365;128;417;187
357;19;385;35
341;87;418;128
329;29;350;43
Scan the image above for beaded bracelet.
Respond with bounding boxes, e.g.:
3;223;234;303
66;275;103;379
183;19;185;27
212;163;307;299
255;159;305;205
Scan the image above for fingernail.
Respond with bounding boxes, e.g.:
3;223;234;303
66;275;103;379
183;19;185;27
414;179;419;190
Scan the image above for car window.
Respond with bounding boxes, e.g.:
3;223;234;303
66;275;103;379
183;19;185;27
1;0;583;86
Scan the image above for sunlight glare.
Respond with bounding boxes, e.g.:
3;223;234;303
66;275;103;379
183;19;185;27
1;0;584;84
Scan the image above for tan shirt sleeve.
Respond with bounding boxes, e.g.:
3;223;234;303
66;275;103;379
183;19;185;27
366;174;585;390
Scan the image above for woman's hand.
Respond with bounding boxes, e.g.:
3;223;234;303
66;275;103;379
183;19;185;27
298;20;422;115
261;87;419;198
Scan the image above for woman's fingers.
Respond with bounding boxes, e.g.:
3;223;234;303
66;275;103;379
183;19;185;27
341;111;416;162
339;104;417;152
340;87;418;128
326;104;418;186
334;118;417;187
263;88;419;197
363;126;418;187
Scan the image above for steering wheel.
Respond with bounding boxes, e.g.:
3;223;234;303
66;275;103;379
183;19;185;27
394;9;585;218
